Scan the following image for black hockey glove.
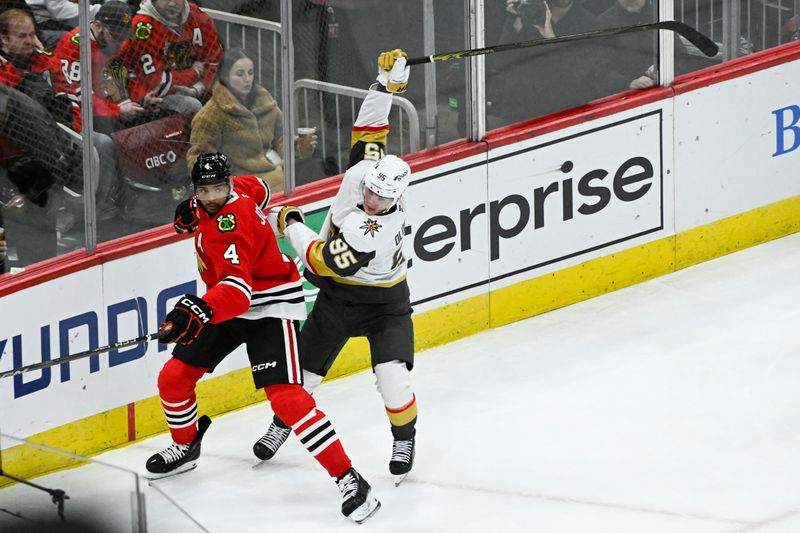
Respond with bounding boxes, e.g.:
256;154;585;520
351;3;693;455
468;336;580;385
174;197;200;234
159;294;213;345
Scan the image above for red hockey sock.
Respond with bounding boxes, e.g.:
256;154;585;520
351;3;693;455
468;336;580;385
265;384;352;478
157;358;207;444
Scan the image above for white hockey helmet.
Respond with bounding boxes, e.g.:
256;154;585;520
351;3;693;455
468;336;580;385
362;155;411;207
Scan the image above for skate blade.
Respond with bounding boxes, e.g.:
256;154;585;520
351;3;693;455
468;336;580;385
144;460;197;480
350;492;381;524
393;472;409;487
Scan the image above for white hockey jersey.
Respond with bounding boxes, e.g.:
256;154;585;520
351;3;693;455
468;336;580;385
285;85;409;302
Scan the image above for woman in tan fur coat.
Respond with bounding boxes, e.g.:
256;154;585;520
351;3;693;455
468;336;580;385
187;48;284;192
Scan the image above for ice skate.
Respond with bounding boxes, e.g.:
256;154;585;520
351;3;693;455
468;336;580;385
252;417;291;461
146;415;211;479
336;468;381;524
389;437;415;486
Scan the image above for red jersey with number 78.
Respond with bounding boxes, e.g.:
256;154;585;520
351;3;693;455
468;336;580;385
193;175;306;324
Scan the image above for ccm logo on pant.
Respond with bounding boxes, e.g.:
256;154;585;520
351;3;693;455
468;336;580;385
253;362;278;371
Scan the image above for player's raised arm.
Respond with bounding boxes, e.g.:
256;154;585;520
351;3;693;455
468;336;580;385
347;49;409;169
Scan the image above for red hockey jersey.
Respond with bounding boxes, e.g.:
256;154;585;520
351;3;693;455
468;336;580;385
0;48;81;131
51;27;131;123
118;2;221;103
194;175;306;323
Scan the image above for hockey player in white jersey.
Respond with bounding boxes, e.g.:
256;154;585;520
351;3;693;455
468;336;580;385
255;49;417;486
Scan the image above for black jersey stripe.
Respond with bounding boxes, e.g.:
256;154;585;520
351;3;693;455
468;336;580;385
250;296;306;308
250;285;304;298
221;276;252;296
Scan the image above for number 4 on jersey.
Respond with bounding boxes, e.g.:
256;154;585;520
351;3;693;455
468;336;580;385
223;243;240;264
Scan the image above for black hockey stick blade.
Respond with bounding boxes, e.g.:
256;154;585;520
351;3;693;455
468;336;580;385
657;20;719;57
0;329;168;379
407;20;718;66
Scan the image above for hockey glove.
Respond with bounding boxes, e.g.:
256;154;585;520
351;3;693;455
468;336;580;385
159;294;213;345
174;197;200;234
376;49;409;94
267;205;305;238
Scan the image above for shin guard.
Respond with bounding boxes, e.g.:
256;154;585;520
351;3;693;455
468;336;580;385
375;361;417;440
265;383;352;478
157;358;207;444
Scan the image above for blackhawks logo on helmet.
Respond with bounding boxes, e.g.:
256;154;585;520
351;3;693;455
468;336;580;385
360;218;382;237
135;21;153;41
217;213;236;233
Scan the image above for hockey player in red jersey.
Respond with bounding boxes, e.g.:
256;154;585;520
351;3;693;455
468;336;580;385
51;1;147;133
150;152;380;524
118;0;221;114
255;49;418;487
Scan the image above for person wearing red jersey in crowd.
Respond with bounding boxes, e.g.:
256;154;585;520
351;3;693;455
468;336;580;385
119;0;222;117
0;9;78;131
0;8;119;220
52;1;147;134
149;152;381;524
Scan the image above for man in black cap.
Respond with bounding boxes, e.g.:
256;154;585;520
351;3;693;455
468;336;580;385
52;1;146;134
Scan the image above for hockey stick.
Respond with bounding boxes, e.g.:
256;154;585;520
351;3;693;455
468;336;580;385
0;329;168;379
406;20;718;66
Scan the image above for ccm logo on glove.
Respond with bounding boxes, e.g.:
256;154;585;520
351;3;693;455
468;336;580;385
159;294;213;345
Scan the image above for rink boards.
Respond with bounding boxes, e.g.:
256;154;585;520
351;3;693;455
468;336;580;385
2;42;800;483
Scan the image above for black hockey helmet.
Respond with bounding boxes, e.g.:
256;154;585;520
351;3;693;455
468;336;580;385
191;152;231;188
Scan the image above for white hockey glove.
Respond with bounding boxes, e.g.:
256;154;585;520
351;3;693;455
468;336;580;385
376;49;409;94
267;205;305;238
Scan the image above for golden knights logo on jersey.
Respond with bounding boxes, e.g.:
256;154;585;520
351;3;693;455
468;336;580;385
217;213;236;233
360;218;382;237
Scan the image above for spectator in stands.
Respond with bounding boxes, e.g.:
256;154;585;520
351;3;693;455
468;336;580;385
491;0;604;121
0;8;121;220
27;0;102;49
52;1;147;134
0;9;79;130
187;48;287;192
595;0;657;91
596;0;693;92
119;0;222;118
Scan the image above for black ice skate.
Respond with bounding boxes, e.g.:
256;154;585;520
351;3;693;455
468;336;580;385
146;415;212;479
252;416;291;461
390;437;415;486
336;468;381;524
